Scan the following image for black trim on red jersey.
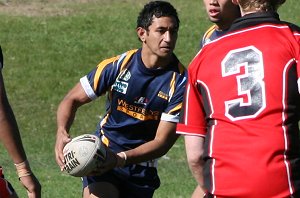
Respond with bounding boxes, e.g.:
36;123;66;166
229;11;300;35
229;11;282;33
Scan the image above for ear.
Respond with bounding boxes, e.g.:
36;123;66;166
136;27;146;42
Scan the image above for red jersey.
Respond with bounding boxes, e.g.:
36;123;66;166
177;12;300;197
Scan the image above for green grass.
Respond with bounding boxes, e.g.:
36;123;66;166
0;0;299;197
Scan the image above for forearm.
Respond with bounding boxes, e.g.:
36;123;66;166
56;99;78;134
0;100;27;164
124;139;175;164
121;121;179;165
189;157;205;188
184;135;205;189
56;82;91;134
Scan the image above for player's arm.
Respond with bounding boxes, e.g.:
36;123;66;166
118;120;179;165
0;72;27;167
0;71;41;197
176;58;207;194
55;82;92;169
191;184;206;198
91;120;178;176
184;135;206;193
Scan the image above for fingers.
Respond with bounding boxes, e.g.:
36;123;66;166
85;148;118;176
19;174;41;198
55;130;71;170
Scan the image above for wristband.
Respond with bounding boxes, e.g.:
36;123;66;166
14;160;32;179
116;152;127;167
120;152;127;161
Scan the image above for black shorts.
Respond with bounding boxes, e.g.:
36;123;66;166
82;164;160;198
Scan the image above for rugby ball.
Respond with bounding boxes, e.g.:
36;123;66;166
63;134;106;177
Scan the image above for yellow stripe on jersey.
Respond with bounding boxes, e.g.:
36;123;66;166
99;112;111;146
202;25;217;41
120;49;138;70
93;56;120;91
100;113;110;129
169;72;176;99
99;130;109;147
168;102;182;114
177;62;185;74
111;49;138;91
168;62;185;113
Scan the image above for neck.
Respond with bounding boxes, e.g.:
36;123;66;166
241;8;264;16
141;48;172;69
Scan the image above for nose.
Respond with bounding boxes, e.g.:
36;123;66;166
164;31;171;42
209;0;217;4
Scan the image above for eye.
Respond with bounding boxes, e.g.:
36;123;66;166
156;28;166;34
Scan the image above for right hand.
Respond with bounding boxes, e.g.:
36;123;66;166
19;173;41;198
54;129;71;170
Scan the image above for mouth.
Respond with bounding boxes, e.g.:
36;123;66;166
209;8;220;17
160;46;172;52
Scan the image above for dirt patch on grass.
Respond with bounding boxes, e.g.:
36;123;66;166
0;0;93;17
0;0;148;17
0;2;70;16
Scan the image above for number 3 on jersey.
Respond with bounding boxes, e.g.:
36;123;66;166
222;46;266;121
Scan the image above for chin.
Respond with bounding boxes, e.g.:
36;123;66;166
159;52;172;58
160;48;173;55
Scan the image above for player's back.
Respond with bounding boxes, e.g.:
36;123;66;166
190;12;300;197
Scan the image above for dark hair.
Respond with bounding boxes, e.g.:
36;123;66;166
137;1;180;30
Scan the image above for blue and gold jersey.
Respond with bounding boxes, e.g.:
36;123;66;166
80;48;187;151
200;25;228;48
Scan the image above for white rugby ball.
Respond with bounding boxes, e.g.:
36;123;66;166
63;134;106;177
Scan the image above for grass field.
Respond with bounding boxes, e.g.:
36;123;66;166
0;0;299;197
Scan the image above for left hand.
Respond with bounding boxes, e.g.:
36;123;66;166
88;147;125;176
19;174;41;198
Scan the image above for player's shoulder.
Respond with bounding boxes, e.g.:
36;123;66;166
97;49;138;70
201;25;218;45
282;21;300;34
118;49;139;63
203;25;218;37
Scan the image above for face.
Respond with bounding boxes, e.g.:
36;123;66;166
203;0;240;30
137;16;178;59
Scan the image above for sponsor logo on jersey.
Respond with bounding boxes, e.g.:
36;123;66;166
134;97;149;106
119;70;131;81
157;91;169;100
117;99;160;121
112;79;128;94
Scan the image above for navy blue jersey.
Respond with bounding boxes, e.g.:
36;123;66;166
200;25;229;48
81;48;187;152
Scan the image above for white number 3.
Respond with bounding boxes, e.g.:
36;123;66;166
222;46;266;121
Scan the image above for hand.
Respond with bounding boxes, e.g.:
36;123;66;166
55;129;71;171
19;174;41;198
88;147;125;176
